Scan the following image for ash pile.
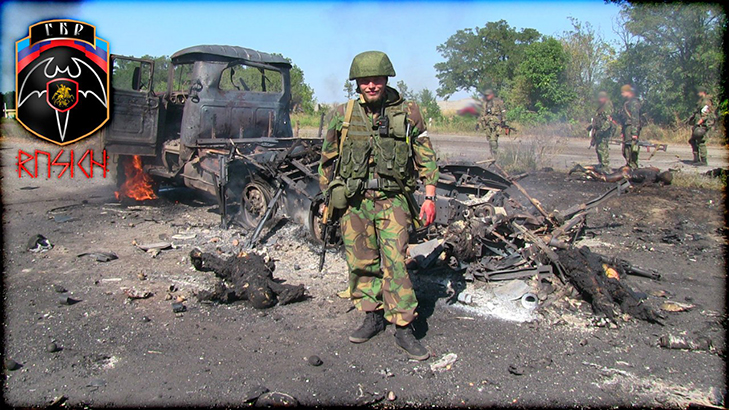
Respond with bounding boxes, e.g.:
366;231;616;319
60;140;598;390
412;165;664;326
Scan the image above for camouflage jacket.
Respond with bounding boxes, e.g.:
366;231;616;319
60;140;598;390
594;99;615;134
318;87;439;192
479;97;505;125
694;96;715;127
620;97;642;139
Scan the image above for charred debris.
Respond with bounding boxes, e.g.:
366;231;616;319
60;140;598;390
410;162;665;325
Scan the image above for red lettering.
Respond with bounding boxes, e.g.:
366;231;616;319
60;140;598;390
52;150;73;178
16;150;35;178
77;150;92;178
35;150;52;178
89;150;109;178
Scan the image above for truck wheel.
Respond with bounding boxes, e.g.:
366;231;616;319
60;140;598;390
239;181;277;229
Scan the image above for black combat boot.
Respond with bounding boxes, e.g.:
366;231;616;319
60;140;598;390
394;325;430;361
349;310;385;343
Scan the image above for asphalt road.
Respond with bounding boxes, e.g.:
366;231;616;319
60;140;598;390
429;133;729;171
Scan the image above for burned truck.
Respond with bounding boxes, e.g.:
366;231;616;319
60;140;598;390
102;44;511;239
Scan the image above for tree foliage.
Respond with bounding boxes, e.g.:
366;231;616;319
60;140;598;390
511;38;574;118
607;3;725;124
416;88;442;121
434;20;540;98
560;18;615;119
343;80;355;99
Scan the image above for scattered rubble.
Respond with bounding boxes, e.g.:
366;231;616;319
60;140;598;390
430;353;458;372
307;355;323;367
77;252;118;262
190;249;306;309
4;359;21;371
27;234;52;252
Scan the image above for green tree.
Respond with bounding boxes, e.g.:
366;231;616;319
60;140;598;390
434;20;541;98
343;80;355;99
608;3;724;124
3;91;15;109
288;61;316;114
416;88;442;120
560;18;615;120
511;37;574;119
396;80;414;100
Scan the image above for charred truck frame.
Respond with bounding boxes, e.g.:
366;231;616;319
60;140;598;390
103;45;511;241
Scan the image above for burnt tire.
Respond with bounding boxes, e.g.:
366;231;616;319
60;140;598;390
238;180;277;230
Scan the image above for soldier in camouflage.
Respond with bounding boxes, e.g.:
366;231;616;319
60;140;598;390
618;85;642;169
689;86;715;166
478;89;506;157
318;51;439;361
587;91;616;171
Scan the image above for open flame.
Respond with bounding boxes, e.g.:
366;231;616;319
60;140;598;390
115;155;157;201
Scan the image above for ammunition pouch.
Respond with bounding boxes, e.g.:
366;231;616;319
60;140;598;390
692;126;707;139
339;139;371;181
328;179;349;210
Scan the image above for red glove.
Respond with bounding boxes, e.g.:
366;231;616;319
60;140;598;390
419;200;436;226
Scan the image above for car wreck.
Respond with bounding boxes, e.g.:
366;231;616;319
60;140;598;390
103;45;665;324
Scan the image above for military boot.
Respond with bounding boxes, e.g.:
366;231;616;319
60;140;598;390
692;152;700;164
349;311;385;343
394;325;430;361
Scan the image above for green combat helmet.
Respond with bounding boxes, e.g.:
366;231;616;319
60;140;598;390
349;51;396;80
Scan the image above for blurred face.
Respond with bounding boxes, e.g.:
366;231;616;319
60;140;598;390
357;76;388;104
698;91;706;98
621;90;633;99
598;96;608;104
486;93;494;101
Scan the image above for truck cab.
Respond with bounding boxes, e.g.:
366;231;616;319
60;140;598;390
103;45;320;230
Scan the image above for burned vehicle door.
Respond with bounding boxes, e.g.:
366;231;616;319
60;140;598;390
169;45;293;148
103;56;161;156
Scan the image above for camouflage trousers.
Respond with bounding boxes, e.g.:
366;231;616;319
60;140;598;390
594;131;611;169
689;128;708;163
481;118;502;157
621;136;639;169
341;190;417;326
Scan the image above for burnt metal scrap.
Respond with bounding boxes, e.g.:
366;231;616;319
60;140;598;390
438;166;662;323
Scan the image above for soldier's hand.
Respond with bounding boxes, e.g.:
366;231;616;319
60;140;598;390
419;200;436;226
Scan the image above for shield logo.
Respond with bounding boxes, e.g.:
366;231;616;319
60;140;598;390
47;79;79;113
16;20;110;145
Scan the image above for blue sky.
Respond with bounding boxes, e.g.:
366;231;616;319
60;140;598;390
1;0;622;102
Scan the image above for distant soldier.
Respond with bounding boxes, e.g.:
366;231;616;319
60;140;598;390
478;89;506;157
688;86;715;166
587;91;616;171
618;85;641;169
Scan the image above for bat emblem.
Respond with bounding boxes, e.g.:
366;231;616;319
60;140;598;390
15;19;110;146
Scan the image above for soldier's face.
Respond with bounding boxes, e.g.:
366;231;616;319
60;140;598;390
621;91;632;99
357;76;387;103
486;94;494;101
598;97;608;104
698;91;706;98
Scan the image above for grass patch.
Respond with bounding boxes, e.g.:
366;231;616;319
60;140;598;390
496;134;564;174
671;170;726;190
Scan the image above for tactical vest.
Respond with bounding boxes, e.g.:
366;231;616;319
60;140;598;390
483;99;498;116
338;99;414;193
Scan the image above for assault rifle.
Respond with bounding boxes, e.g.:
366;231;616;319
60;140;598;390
318;190;336;272
502;122;518;135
